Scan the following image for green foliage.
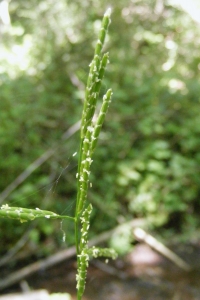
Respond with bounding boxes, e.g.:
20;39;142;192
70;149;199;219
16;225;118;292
1;0;200;265
109;224;133;255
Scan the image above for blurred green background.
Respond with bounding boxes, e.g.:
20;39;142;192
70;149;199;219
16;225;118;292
1;0;200;260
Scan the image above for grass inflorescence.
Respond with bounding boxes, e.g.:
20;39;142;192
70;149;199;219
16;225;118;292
0;8;117;300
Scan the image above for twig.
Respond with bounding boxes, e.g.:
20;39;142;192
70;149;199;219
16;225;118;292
0;224;34;267
0;222;191;290
0;219;144;290
133;227;191;271
0;120;81;204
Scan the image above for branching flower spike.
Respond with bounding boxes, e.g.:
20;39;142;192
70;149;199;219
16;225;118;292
75;9;117;300
76;204;93;300
76;8;112;217
81;8;111;139
0;8;116;300
0;204;74;223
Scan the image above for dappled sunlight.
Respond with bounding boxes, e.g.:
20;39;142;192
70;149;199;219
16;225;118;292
170;0;200;23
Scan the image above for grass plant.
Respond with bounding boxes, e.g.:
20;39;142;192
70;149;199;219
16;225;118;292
0;8;117;300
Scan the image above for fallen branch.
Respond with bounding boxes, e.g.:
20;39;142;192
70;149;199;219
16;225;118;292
0;220;192;290
0;224;35;267
133;227;191;271
0;219;144;291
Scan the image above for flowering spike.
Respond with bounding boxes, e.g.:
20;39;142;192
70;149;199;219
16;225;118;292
94;9;111;56
0;205;74;222
91;89;113;152
75;10;115;300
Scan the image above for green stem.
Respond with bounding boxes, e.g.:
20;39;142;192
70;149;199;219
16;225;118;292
75;218;80;255
75;8;112;300
74;138;84;257
75;139;84;215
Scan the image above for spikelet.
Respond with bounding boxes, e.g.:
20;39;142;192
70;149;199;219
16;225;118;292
0;204;74;223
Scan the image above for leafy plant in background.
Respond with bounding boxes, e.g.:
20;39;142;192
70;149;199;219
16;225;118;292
1;0;200;279
0;9;117;300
